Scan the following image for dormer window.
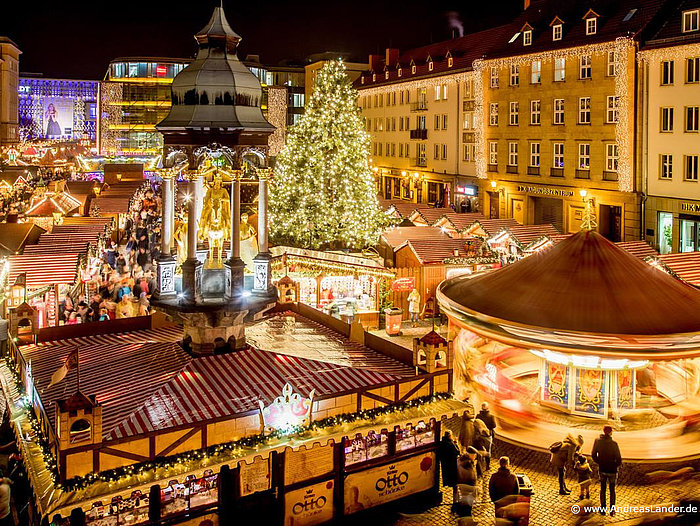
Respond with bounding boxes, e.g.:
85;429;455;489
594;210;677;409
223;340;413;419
524;30;532;46
428;59;434;71
447;55;453;67
586;17;597;35
398;67;403;77
683;9;699;33
412;65;416;74
372;73;376;82
553;24;562;41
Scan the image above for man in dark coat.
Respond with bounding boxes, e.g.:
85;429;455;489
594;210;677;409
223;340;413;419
476;402;497;469
592;426;622;516
438;430;460;488
488;456;519;517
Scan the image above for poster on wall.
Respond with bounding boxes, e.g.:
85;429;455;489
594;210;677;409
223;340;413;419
239;456;271;497
543;362;569;407
616;369;635;410
343;453;436;515
43;97;74;138
284;479;334;526
574;368;608;417
284;443;334;486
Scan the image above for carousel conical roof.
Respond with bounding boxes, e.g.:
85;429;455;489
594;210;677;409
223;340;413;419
439;230;700;336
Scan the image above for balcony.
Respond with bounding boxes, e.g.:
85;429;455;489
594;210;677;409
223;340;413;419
527;166;540;176
487;164;498;173
575;169;590;179
603;171;619;181
550;167;564;178
413;157;428;167
506;165;519;174
410;101;429;112
410;128;428;140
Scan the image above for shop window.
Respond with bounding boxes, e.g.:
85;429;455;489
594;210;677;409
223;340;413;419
680;218;700;252
661;107;674;132
344;430;389;465
428;182;439;203
395;420;435;451
658;212;673;254
553;24;562;41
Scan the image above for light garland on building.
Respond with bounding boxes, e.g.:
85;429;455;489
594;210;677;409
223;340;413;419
266;86;287;157
614;37;634;193
358;71;472;97
271;254;396;279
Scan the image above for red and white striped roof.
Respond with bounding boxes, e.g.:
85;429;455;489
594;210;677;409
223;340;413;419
22;325;188;440
38;232;101;248
409;208;453;226
615;240;658;260
8;253;81;288
657;252;700;288
397;237;487;264
23;242;90;256
433;212;486;232
109;346;408;440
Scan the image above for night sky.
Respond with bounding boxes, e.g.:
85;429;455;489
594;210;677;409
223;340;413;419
1;0;521;80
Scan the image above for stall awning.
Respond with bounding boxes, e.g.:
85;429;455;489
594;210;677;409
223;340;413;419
91;196;132;214
616;240;658;260
656;252;700;288
397;237;489;265
8;253;81;288
23;242;90;256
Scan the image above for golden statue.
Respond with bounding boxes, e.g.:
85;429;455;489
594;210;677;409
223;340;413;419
174;218;188;265
239;212;258;272
198;176;231;268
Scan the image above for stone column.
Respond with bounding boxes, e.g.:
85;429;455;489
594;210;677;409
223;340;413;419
194;175;204;247
225;171;246;301
253;169;273;295
168;176;176;254
154;172;176;300
181;181;202;305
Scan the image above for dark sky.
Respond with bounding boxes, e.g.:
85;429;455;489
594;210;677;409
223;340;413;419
1;0;521;79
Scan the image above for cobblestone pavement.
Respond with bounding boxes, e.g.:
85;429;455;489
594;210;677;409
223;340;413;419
377;416;700;526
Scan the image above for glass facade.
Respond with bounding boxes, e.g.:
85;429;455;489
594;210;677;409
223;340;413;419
680;217;700;252
658;212;673;254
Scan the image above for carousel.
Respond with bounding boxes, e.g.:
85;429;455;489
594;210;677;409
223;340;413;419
437;227;700;460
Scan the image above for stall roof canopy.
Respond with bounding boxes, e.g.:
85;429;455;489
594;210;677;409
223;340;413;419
616;240;658;260
91;196;132;214
397;237;490;265
8;253;80;288
439;230;700;336
380;226;448;249
655;252;700;288
0;223;45;256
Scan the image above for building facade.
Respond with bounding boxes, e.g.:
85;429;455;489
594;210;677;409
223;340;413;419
0;37;21;145
640;1;700;253
98;58;189;155
18;77;98;145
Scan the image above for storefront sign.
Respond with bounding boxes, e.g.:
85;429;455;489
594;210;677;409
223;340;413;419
391;277;415;292
284;480;335;526
455;184;477;196
516;185;574;197
681;202;700;213
239;456;271;497
285;443;335;486
259;383;314;434
343;453;436;514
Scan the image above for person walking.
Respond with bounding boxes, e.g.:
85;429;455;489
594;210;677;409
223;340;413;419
458;410;475;453
550;434;584;495
476;402;497;469
407;288;421;328
488;456;519;519
592;426;622;516
438;430;460;490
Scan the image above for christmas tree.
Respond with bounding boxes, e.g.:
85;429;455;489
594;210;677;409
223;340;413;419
269;60;392;250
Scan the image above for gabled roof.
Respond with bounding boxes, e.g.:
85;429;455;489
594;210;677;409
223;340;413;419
489;224;560;250
643;0;700;47
408;207;454;226
654;251;700;288
8;253;81;288
396;237;488;265
463;218;521;238
380;226;449;249
0;223;45;256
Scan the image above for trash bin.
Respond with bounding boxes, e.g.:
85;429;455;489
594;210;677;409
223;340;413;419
515;473;533;526
384;308;403;336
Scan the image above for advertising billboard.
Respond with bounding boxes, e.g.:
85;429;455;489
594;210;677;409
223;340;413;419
343;452;436;515
43;97;74;138
284;479;334;526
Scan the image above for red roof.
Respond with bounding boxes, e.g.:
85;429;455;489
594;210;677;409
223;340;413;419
23;242;90;256
615;240;658;260
440;230;700;335
465;218;520;237
8;253;81;288
657;252;700;288
435;212;486;231
419;330;447;345
91;196;132;214
409;208;453;226
490;224;560;249
38;232;101;248
381;226;449;249
398;237;487;264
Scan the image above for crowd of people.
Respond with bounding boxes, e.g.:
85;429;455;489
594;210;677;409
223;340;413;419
60;184;162;325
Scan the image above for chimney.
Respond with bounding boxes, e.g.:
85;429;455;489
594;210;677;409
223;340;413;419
385;48;400;68
524;0;531;10
369;54;383;72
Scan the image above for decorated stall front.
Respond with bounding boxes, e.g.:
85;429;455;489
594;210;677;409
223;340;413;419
438;231;700;450
271;247;395;328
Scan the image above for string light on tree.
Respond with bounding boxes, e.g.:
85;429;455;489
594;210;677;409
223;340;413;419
269;60;395;250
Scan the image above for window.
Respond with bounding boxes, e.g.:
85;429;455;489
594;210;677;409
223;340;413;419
607;96;619;123
442;114;448;130
553;24;562;41
530;100;541;125
685;155;700;180
586;17;597;35
490;67;499;88
607;51;617;76
579;55;592;79
434;144;440;160
530;142;541;167
463;112;472;130
399;143;404;157
400;91;404;104
524;30;532;46
399;118;404;132
683;9;700;33
553;142;565;168
510;64;520;86
662;60;674;85
442;144;447;160
658;212;673;254
443;85;448;99
606;143;619;171
508;142;518;166
578;143;590;169
509;101;519;125
661;107;674;132
377;143;383;156
686;106;700;132
435;85;441;101
688;58;700;83
386;142;391;156
386;118;390;131
554;99;565;124
531;60;541;84
489;141;498;165
660;154;673;179
579;97;591;124
463;144;471;161
489;103;499;126
464;79;474;98
554;58;566;81
428;60;434;71
448;56;453;67
434;114;440;130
